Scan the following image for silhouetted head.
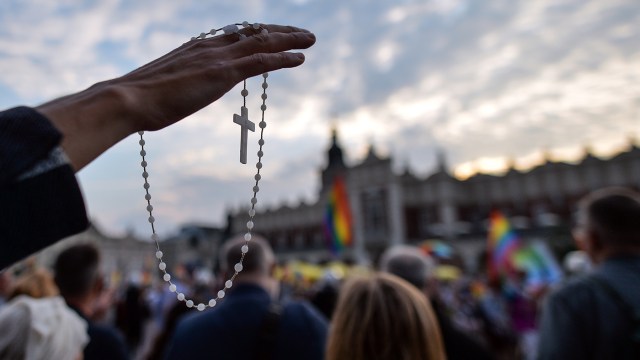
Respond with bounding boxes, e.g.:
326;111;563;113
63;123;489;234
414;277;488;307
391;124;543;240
573;187;640;262
53;243;101;300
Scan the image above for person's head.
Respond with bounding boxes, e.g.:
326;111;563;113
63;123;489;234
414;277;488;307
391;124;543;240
326;273;446;360
220;234;276;291
378;245;436;295
53;243;103;308
573;187;640;263
9;267;59;301
0;295;88;360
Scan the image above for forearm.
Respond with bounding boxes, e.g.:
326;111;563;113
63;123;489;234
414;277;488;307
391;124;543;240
36;82;136;171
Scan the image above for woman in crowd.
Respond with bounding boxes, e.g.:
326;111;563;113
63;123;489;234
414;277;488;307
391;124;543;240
326;272;446;360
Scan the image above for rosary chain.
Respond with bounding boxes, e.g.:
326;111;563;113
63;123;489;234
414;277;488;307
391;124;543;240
138;22;268;311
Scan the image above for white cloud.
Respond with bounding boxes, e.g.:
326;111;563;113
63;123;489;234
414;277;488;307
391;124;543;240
2;0;639;235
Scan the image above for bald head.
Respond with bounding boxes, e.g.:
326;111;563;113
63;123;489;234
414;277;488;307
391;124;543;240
379;245;435;290
220;235;275;278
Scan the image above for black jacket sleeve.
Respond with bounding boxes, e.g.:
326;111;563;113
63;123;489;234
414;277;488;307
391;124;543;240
0;107;88;269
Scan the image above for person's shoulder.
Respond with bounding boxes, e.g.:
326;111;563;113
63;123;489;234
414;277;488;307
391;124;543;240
88;322;125;344
546;274;600;307
85;323;129;359
282;300;328;329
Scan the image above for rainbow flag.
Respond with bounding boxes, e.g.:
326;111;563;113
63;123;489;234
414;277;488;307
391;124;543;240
323;176;353;254
512;240;563;286
487;211;521;280
487;211;562;285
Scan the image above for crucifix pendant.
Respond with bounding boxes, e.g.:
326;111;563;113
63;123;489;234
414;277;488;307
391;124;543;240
233;106;255;164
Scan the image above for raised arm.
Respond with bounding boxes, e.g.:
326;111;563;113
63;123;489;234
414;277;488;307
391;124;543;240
36;24;316;171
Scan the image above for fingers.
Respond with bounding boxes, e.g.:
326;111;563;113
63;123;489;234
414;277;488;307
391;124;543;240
227;31;316;58
228;52;307;82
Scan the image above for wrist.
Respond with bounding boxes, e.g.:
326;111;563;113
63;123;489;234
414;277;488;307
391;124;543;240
36;82;138;170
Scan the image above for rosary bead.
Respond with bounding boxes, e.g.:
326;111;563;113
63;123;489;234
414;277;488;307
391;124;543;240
256;162;262;169
247;221;254;229
139;139;145;146
223;24;238;34
163;273;171;281
197;303;205;311
261;93;267;100
242;21;250;27
260;104;267;111
209;299;217;307
186;300;194;308
147;205;153;212
253;186;259;193
251;197;257;205
248;208;256;216
254;174;261;181
151;233;159;241
234;263;243;272
210;29;217;35
155;250;163;259
259;121;266;128
241;245;249;253
259;139;264;146
244;232;252;240
142;171;148;178
145;194;151;200
141;160;147;167
148;216;155;223
143;183;150;190
199;32;206;39
140;150;146;156
138;131;144;135
263;73;269;78
218;290;226;298
252;23;260;30
191;37;196;41
241;89;248;97
225;280;233;288
262;82;269;89
158;262;166;270
169;284;177;292
177;293;185;301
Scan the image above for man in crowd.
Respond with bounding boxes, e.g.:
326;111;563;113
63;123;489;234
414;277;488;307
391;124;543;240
537;187;640;359
165;235;328;360
54;243;129;360
379;245;495;360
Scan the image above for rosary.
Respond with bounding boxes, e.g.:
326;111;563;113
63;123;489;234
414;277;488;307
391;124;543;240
138;22;269;311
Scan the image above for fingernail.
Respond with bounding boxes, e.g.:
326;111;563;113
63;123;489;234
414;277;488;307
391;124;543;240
296;53;305;60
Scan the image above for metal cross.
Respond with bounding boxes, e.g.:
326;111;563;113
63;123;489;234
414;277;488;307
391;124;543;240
233;106;255;164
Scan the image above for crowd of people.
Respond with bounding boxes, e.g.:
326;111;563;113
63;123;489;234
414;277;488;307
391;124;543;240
0;186;638;359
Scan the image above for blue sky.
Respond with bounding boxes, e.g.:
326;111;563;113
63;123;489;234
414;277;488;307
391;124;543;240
1;0;638;238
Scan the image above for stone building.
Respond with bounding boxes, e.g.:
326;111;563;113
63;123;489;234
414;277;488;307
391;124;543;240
229;130;640;268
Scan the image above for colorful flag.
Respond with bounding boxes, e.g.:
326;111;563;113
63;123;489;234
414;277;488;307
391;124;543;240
487;211;562;285
323;176;353;254
487;211;521;281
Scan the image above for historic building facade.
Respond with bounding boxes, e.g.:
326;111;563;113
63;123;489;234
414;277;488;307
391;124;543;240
229;130;640;267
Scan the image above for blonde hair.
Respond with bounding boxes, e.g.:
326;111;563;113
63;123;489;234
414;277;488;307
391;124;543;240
9;268;59;300
326;272;446;360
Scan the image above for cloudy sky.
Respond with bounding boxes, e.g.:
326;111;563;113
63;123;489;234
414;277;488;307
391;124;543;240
1;0;638;238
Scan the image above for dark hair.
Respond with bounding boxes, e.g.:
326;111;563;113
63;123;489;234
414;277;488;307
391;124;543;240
53;243;101;298
578;187;640;247
220;235;274;277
